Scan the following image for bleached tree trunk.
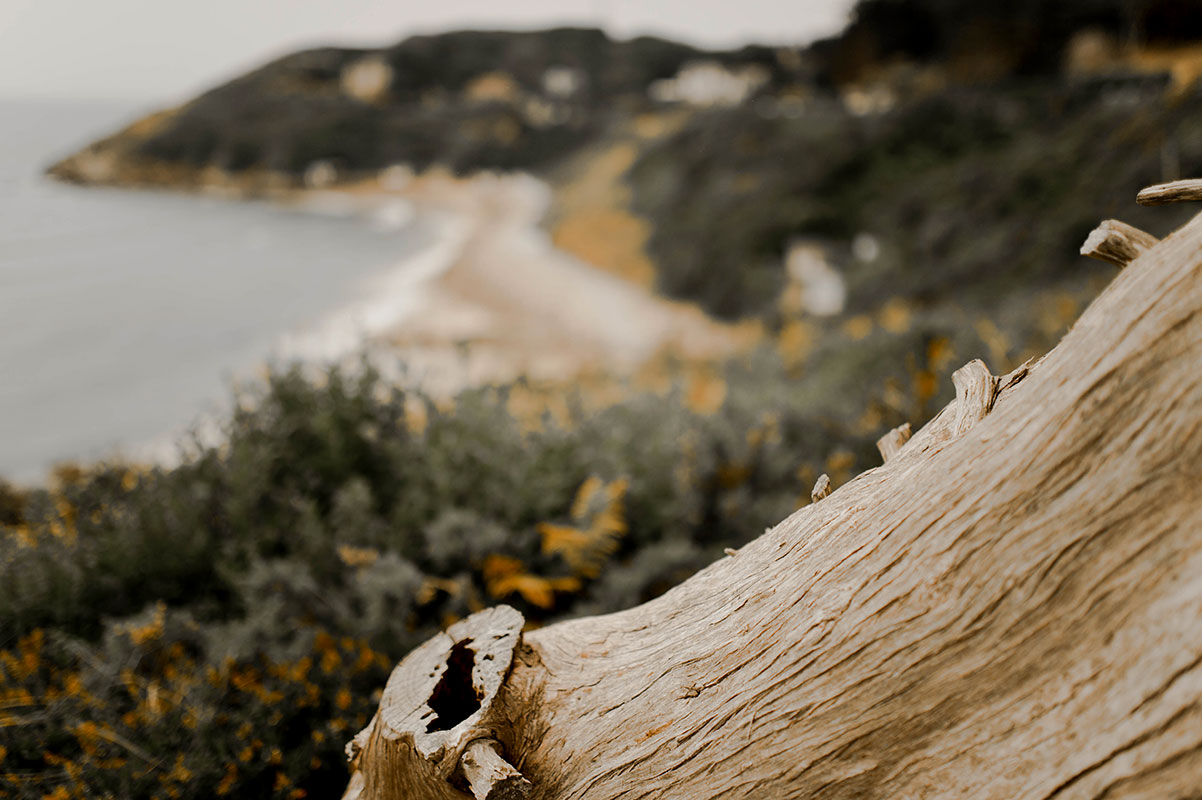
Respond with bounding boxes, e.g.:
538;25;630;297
344;206;1202;799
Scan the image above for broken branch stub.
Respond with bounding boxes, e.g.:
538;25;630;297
345;606;527;800
810;473;832;503
1080;219;1159;268
1136;178;1202;206
876;422;912;463
460;739;531;800
894;358;1009;460
951;359;999;436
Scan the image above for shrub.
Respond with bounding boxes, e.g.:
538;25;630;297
3;351;906;798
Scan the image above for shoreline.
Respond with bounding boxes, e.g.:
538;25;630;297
48;161;752;395
15;166;754;482
226;167;754;399
41;99;756;398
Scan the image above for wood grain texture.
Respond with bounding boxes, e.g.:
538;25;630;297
1136;178;1202;206
1080;219;1159;267
349;210;1202;799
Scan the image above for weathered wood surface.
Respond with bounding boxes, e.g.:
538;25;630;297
1080;219;1159;267
347;209;1202;799
1136;178;1202;206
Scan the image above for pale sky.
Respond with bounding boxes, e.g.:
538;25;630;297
0;0;855;102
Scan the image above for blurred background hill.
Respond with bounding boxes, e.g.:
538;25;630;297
5;1;1202;798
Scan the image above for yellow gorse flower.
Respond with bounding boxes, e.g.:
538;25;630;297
478;476;630;609
540;476;628;578
216;765;238;796
124;603;166;647
480;554;581;609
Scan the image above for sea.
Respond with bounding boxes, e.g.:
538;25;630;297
0;99;440;484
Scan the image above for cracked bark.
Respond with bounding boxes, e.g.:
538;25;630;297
346;208;1202;798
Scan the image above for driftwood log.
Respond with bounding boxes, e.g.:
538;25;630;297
346;204;1202;799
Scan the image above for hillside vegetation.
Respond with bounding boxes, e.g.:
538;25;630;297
629;76;1201;319
49;29;808;183
1;357;886;799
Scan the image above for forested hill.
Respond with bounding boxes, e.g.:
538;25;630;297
46;28;813;183
817;0;1202;81
45;1;1202;189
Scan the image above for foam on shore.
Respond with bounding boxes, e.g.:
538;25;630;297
273;210;470;362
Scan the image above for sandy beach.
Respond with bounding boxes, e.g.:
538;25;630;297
294;171;749;398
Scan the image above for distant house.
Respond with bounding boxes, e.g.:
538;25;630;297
649;61;768;107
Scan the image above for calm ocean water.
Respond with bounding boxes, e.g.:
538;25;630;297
0;99;433;482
